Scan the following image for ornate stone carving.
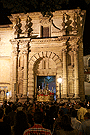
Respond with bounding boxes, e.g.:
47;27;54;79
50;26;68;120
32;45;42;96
10;40;20;55
73;13;77;30
62;48;67;53
40;16;52;25
19;40;30;53
14;16;22;37
72;45;79;53
25;16;33;37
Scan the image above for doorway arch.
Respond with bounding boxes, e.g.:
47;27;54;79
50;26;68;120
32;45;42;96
28;51;62;101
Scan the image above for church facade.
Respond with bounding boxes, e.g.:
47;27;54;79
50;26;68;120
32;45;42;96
0;8;86;102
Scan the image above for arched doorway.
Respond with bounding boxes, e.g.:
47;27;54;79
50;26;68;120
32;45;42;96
28;51;62;101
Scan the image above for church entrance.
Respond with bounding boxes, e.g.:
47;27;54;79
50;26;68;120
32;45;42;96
37;76;56;101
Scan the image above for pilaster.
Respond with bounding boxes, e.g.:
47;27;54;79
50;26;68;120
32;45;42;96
19;40;30;96
10;39;19;100
73;45;79;98
62;48;67;98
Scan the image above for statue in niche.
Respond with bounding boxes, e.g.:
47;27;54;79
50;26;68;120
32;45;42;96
25;16;33;37
14;16;22;38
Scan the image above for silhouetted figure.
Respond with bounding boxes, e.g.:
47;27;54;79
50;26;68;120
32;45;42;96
11;111;30;135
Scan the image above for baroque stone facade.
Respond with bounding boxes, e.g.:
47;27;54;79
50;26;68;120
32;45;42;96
0;9;86;102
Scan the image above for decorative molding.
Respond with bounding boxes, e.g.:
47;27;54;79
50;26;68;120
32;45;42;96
40;16;52;25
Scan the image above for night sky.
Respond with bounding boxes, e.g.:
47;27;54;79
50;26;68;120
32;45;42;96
0;0;90;56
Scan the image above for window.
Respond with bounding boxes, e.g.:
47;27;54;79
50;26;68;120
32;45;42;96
41;26;49;37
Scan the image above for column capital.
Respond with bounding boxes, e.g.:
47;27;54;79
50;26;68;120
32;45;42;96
10;39;19;46
22;49;28;54
72;45;79;53
68;36;80;45
10;39;19;56
19;39;30;47
62;48;67;53
12;50;18;56
19;39;30;54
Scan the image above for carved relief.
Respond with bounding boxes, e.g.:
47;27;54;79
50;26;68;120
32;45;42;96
25;16;33;37
40;16;52;25
14;16;22;37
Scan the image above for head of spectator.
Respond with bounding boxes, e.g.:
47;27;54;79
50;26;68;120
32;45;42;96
34;111;43;124
12;104;17;112
61;114;73;131
13;111;29;135
62;102;66;108
58;109;64;118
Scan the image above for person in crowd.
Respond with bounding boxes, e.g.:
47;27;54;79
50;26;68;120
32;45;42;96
78;112;90;135
59;102;68;114
11;110;31;135
56;114;78;135
53;109;64;133
8;104;17;126
3;115;11;135
71;109;81;130
5;102;13;115
42;104;51;130
23;111;52;135
77;102;88;122
0;107;11;135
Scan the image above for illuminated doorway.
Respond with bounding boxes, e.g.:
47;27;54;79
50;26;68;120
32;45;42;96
37;76;56;100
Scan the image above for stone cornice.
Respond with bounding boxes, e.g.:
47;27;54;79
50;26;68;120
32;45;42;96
31;36;69;44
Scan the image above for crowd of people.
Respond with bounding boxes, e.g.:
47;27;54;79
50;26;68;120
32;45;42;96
0;100;90;135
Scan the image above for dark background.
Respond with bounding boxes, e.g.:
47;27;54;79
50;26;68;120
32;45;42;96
0;0;90;56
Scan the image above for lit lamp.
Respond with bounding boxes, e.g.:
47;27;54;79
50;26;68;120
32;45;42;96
57;76;62;99
6;90;9;102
